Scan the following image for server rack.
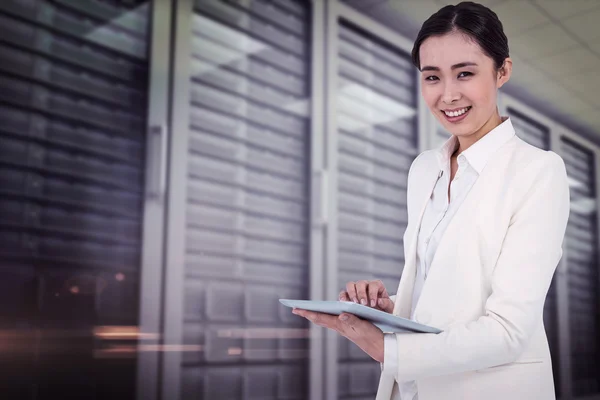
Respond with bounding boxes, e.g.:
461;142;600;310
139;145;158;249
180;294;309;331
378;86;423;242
162;0;313;399
335;20;418;399
0;0;150;398
561;137;600;397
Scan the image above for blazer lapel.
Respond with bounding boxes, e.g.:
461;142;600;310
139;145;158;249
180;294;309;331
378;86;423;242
393;165;440;318
411;159;493;319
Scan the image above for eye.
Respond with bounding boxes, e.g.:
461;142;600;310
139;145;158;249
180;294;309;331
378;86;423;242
458;71;473;78
424;75;439;82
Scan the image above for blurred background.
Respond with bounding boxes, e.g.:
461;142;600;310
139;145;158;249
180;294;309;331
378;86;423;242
0;0;598;399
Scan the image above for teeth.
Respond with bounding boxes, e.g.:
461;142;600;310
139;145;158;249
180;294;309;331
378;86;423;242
444;107;470;117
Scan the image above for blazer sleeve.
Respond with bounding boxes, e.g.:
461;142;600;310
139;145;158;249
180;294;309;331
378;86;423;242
386;151;570;382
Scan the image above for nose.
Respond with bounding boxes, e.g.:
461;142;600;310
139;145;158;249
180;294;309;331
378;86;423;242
441;81;461;105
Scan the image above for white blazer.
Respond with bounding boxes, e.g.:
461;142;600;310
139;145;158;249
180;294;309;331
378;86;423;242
376;134;570;400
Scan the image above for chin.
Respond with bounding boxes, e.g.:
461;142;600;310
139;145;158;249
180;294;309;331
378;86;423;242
440;121;473;137
447;126;474;137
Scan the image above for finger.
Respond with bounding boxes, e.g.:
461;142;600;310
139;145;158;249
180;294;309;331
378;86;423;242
355;280;368;306
376;281;390;300
376;283;394;313
291;308;308;319
300;311;338;329
346;281;359;303
366;280;383;307
339;290;350;302
378;297;394;313
369;282;390;310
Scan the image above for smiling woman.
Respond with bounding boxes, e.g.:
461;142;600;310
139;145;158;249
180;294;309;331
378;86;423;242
294;2;570;400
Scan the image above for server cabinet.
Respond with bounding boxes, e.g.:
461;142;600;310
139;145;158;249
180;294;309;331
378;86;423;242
0;0;151;398
335;20;418;399
162;0;313;399
561;137;600;398
321;3;422;399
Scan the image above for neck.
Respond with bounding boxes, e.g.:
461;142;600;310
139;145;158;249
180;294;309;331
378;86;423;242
455;110;503;154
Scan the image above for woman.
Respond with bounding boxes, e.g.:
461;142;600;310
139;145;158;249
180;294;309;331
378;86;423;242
292;2;570;400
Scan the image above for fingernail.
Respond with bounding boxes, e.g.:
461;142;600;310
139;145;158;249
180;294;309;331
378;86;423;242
307;315;316;321
353;298;358;303
378;298;384;304
340;314;348;321
360;299;367;305
371;299;376;307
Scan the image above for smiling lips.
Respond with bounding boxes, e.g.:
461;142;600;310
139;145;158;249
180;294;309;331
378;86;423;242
443;106;471;117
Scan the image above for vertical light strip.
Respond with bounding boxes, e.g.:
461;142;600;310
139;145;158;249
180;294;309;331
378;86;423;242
324;0;340;398
310;0;327;399
137;1;173;399
161;0;193;399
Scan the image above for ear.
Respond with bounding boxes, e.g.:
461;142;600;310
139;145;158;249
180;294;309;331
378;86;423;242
496;57;512;89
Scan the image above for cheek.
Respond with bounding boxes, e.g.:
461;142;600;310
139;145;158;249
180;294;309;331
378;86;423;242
465;79;497;108
421;85;439;110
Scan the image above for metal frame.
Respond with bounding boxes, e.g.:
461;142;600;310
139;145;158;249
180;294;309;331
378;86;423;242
137;1;174;400
324;1;340;398
160;0;193;399
309;0;327;399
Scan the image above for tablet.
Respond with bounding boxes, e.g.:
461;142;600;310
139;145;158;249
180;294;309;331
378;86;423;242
279;299;442;334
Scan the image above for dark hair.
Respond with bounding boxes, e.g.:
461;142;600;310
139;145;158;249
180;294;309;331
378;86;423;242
411;1;509;71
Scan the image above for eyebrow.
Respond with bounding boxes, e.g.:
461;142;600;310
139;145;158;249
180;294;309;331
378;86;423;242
420;62;478;72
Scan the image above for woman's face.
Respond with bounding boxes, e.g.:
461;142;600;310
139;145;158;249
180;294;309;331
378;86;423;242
419;31;511;139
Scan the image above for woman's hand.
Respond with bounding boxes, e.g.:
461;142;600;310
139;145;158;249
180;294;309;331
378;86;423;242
292;308;385;363
339;279;394;314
